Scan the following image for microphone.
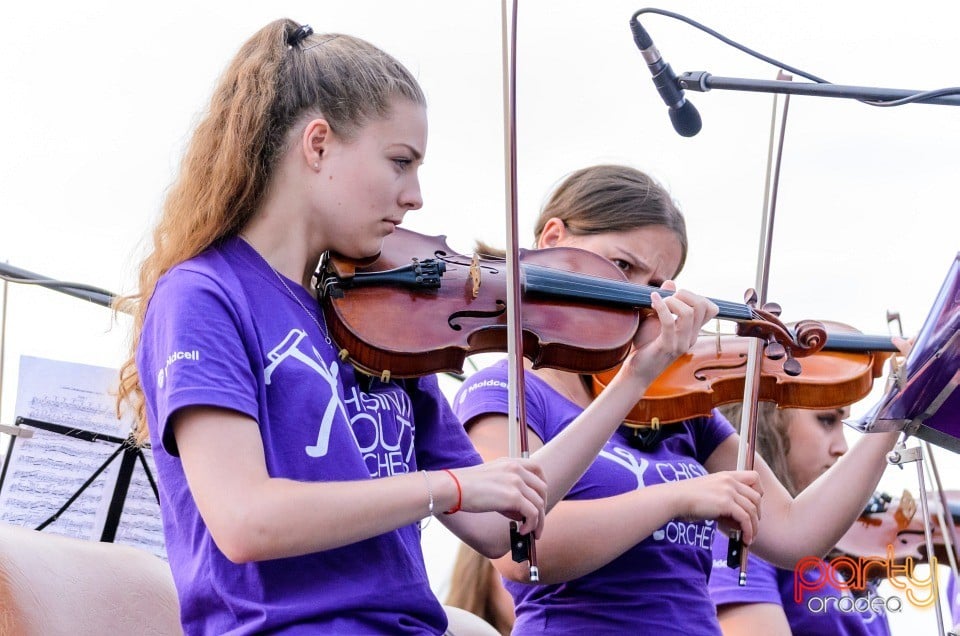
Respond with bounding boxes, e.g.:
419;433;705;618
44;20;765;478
629;17;702;137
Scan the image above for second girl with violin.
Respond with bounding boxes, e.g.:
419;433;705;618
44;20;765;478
453;164;902;634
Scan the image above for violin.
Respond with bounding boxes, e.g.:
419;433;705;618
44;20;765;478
835;490;960;567
590;322;900;427
318;227;827;379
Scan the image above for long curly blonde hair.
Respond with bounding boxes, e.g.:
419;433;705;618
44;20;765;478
115;19;425;443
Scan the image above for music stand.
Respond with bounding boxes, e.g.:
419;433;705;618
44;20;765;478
0;416;158;542
848;253;960;453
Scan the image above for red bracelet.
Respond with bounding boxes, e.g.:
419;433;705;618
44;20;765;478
442;469;462;515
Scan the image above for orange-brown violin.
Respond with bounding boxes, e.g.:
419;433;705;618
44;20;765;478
591;322;899;427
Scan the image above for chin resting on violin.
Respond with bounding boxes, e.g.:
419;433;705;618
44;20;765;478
454;164;904;635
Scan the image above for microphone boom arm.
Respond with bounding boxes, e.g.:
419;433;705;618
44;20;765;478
679;71;960;107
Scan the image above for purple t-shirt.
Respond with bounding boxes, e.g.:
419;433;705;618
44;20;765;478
710;534;891;636
452;359;735;634
137;237;481;635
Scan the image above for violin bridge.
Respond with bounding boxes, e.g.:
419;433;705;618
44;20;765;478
895;489;918;529
469;253;481;298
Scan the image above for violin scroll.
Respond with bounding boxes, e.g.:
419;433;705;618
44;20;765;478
733;288;828;377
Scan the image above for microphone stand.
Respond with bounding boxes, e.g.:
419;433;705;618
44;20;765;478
678;72;960;107
675;69;957;633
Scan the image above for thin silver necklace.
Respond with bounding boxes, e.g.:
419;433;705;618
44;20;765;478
239;234;332;345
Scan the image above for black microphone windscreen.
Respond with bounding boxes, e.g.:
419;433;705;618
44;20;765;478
669;101;702;137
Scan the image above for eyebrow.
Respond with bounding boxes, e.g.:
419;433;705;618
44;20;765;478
397;143;423;162
621;253;661;285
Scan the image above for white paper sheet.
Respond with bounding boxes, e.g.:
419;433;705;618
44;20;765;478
0;355;166;559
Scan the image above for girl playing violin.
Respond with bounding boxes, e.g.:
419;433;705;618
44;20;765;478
709;402;893;635
116;22;715;635
453;164;903;634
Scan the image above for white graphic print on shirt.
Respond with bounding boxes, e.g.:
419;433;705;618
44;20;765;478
600;443;715;548
263;329;352;458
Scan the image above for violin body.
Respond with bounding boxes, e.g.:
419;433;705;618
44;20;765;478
592;326;892;426
320;228;638;377
319;227;826;379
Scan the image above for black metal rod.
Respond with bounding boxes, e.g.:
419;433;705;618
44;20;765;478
0;261;115;308
680;72;960;106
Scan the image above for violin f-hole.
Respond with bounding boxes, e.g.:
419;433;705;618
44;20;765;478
448;301;507;331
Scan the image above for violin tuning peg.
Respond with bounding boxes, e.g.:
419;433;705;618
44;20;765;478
743;288;758;306
782;355;802;377
765;340;786;360
761;302;782;317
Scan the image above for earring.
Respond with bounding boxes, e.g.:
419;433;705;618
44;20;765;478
314;162;319;169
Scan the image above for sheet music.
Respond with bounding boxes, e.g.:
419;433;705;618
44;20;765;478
0;426;116;539
0;355;166;559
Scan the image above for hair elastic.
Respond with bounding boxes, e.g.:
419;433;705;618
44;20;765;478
287;24;313;48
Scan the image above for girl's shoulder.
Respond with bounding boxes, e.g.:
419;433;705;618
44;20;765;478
154;239;254;302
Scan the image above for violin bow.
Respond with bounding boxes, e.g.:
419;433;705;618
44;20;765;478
500;0;539;581
727;71;794;585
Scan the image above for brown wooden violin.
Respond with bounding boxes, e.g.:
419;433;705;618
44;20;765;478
590;321;899;427
318;227;827;380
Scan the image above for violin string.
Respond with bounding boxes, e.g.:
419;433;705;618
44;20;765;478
524;264;756;320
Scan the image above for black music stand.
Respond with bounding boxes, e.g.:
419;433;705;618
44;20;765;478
0;416;158;541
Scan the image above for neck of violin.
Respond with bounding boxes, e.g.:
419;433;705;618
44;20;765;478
523;264;899;352
820;332;899;352
522;264;753;322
